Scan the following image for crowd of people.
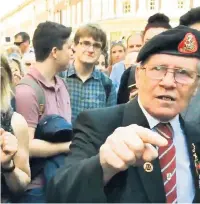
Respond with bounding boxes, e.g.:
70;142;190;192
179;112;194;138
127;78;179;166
1;6;200;203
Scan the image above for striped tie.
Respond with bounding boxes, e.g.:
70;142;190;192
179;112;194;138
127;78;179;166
156;123;177;203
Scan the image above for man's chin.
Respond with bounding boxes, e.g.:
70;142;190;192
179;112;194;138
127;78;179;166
83;61;96;66
150;110;179;122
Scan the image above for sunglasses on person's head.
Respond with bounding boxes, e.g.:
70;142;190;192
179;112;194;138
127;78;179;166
111;41;123;46
25;62;31;66
14;41;24;46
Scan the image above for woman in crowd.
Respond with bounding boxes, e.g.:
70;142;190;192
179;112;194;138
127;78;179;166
5;45;25;85
95;52;109;75
107;42;126;75
9;57;24;86
1;55;30;203
117;13;172;104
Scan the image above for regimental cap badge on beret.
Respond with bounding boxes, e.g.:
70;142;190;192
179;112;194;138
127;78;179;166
178;33;198;54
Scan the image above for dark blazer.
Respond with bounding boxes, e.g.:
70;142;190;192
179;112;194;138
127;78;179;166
47;99;200;203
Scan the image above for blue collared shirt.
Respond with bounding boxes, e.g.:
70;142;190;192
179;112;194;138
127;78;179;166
138;98;195;203
65;65;117;122
110;61;125;93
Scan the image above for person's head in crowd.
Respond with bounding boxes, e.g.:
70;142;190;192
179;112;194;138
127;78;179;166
33;21;72;72
73;23;107;67
9;57;24;86
109;42;126;66
143;13;172;44
124;51;139;69
5;45;22;59
68;43;75;65
136;26;200;121
180;7;200;30
14;32;30;55
23;51;36;71
96;52;107;72
126;33;143;53
1;55;13;112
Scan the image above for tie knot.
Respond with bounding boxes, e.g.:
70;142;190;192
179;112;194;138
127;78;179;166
155;123;173;139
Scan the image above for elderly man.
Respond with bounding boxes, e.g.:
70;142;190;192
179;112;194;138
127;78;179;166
47;26;200;203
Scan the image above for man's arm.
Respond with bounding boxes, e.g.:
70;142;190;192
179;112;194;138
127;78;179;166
2;113;31;193
28;128;70;158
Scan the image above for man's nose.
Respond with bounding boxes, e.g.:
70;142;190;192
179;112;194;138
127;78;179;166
88;45;94;52
159;71;177;88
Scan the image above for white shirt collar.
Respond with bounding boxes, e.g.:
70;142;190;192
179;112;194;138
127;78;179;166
138;97;180;130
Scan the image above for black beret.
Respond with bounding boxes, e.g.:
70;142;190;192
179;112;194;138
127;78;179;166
137;25;200;63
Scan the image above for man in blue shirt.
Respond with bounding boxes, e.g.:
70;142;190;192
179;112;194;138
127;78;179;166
65;24;116;122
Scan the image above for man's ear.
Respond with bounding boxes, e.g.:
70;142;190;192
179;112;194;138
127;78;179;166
51;47;58;59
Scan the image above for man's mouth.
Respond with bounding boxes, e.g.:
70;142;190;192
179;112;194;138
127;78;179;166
157;95;175;101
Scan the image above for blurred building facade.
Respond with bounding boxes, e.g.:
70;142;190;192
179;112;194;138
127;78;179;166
1;0;200;45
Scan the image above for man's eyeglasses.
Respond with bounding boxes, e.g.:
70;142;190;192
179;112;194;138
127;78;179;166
79;41;102;51
14;41;24;46
140;65;200;84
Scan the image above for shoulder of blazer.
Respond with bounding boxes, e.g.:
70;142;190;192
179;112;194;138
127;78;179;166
74;104;126;141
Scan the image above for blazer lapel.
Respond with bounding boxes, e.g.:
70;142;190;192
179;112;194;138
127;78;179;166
122;99;166;203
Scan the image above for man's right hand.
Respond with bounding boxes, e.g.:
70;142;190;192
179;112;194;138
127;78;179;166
99;124;168;184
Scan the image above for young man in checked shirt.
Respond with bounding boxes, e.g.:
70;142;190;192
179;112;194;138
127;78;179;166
65;24;117;122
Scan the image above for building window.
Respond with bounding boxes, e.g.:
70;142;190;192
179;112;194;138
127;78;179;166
149;0;155;10
177;0;184;9
123;0;131;14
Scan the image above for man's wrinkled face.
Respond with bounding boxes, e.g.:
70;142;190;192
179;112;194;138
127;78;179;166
74;37;102;65
136;54;199;122
127;35;142;53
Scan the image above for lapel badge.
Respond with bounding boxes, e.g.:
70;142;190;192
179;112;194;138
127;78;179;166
143;162;153;172
178;33;198;54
